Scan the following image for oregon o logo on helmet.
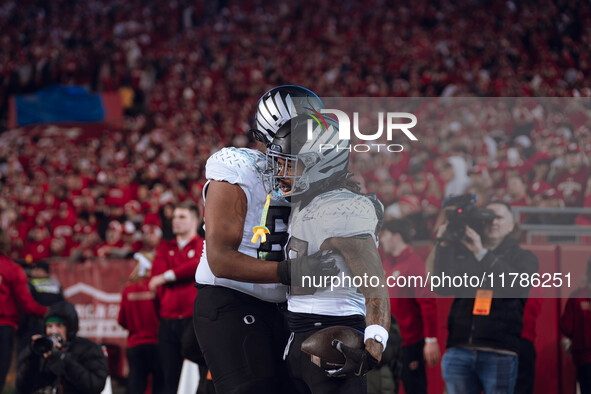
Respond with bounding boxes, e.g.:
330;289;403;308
307;109;418;153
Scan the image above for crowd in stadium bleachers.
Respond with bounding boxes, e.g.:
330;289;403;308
1;0;591;261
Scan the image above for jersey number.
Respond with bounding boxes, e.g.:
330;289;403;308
257;206;291;262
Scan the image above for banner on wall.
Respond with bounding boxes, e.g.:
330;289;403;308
50;259;136;377
8;85;122;128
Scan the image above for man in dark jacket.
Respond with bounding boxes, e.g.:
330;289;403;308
17;301;109;394
433;201;538;394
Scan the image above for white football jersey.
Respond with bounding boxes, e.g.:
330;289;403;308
286;189;380;316
195;147;289;303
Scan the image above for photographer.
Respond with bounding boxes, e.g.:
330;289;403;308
17;301;108;394
432;200;538;394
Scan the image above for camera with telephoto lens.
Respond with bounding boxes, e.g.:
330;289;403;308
442;194;495;243
32;334;64;355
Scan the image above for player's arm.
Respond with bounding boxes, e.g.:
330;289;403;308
205;180;281;283
322;236;390;362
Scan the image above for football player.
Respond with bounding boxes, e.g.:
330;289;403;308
264;114;391;393
194;86;338;394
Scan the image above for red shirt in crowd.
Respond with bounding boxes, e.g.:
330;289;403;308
118;279;159;348
385;247;438;346
22;238;52;261
150;235;203;319
555;167;589;207
0;255;47;328
560;287;591;367
522;296;543;342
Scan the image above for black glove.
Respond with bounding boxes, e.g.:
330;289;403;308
45;351;67;376
326;340;379;378
277;250;340;287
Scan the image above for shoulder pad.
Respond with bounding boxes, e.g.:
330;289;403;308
305;190;377;220
206;147;266;185
208;147;265;172
364;192;385;233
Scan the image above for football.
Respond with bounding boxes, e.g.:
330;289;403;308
301;325;364;369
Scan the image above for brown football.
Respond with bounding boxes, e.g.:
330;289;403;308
300;325;364;369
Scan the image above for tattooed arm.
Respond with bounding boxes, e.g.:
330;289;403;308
322;236;391;362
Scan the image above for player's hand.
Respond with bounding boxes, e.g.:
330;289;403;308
423;341;441;366
277;250;340;287
326;340;379;378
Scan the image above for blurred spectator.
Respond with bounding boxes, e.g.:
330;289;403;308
560;256;591;394
441;157;470;198
118;255;164;394
22;223;52;262
555;143;589;209
381;219;439;394
0;228;47;392
69;229;102;262
96;220;133;259
467;165;491;190
17;260;65;361
433;202;538;394
528;185;569;225
139;224;163;253
148;200;203;394
507;175;532;223
575;193;591;226
530;155;552;184
515;295;542;394
465;182;490;208
507;175;531;208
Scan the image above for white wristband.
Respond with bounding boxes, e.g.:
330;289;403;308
364;324;389;352
425;337;438;343
163;270;176;282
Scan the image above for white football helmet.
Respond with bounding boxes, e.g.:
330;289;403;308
253;85;324;146
264;114;349;199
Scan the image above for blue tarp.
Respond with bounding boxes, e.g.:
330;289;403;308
15;85;105;126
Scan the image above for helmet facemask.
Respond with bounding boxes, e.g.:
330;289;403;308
263;114;349;203
264;146;321;198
